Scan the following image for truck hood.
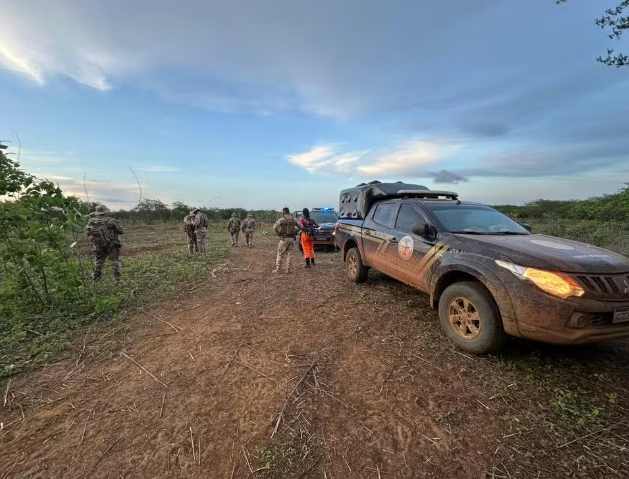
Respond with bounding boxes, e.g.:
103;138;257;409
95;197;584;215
317;223;336;230
455;233;629;274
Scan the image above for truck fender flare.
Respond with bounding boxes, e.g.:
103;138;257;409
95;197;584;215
430;260;519;336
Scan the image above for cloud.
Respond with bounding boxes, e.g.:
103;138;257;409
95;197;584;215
356;140;447;177
288;145;364;174
289;140;460;179
425;170;469;184
0;0;498;114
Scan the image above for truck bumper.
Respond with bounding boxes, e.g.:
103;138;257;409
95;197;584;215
502;281;629;345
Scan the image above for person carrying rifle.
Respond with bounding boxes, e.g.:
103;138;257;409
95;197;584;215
272;207;303;274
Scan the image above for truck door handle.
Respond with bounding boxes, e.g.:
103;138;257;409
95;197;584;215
389;238;398;244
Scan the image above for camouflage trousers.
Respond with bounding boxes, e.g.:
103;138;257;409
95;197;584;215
230;230;240;246
274;237;295;273
196;227;207;253
245;231;254;247
94;245;121;281
186;231;198;253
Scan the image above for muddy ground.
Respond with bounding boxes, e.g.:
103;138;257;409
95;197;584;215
1;234;628;478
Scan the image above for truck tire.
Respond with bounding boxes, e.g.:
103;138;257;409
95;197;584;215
346;247;369;283
438;282;505;354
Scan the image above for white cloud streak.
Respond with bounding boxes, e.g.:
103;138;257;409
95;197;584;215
289;140;460;179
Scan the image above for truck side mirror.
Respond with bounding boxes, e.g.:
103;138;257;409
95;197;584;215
411;223;428;237
521;223;532;232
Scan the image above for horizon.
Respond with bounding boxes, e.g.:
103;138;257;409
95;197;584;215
1;0;628;210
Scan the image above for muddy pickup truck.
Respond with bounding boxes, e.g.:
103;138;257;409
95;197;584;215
334;181;629;354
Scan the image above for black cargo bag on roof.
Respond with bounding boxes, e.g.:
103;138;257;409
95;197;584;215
338;181;429;220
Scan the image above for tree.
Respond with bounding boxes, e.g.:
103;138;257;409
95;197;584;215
1;148;89;309
136;198;170;224
558;0;629;67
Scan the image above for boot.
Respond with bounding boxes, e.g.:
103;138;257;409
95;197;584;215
304;258;311;268
311;258;316;266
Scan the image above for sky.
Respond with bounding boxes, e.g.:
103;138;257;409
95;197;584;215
1;0;628;210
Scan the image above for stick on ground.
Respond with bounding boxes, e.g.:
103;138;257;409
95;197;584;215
89;436;122;473
379;365;395;394
218;341;243;382
3;379;11;407
242;446;254;474
120;351;168;389
77;407;94;448
235;360;278;384
140;309;182;333
190;427;196;461
271;363;317;438
160;392;166;418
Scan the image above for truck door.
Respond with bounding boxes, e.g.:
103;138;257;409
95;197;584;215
361;202;398;271
388;203;437;290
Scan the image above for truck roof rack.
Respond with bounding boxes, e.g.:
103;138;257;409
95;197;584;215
398;190;459;200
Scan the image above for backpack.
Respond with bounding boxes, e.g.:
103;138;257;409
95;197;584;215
195;213;208;228
184;216;196;233
303;218;316;237
87;219;115;249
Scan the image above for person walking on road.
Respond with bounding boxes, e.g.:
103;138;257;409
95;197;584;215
227;213;242;246
86;204;124;281
183;210;198;254
241;213;257;248
193;208;209;253
272;207;303;274
300;208;319;268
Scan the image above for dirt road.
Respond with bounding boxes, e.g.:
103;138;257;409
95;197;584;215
2;235;629;478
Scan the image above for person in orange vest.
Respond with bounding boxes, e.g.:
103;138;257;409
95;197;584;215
299;208;319;268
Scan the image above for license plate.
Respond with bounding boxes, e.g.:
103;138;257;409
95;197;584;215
612;307;629;324
316;237;328;242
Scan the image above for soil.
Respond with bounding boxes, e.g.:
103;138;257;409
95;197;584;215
2;235;629;478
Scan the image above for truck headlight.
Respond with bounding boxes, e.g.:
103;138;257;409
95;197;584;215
495;260;585;299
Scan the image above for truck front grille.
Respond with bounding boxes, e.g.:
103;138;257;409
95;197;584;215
575;274;629;299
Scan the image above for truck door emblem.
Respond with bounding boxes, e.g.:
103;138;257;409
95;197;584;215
398;236;414;261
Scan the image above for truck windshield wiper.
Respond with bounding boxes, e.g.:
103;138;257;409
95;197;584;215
450;231;527;235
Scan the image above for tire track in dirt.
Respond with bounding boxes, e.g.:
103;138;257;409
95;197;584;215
2;236;628;478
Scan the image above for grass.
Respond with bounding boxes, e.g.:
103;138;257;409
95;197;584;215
528;218;629;255
0;223;232;381
252;444;298;476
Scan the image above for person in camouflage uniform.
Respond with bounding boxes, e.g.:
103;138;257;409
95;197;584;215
193;208;209;253
272;207;303;274
241;213;257;248
86;204;124;281
183;211;198;254
227;213;241;247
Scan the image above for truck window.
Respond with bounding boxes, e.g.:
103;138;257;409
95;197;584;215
395;204;426;233
372;203;397;228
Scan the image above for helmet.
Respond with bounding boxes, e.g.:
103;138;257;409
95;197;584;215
95;204;109;215
231;213;237;217
247;213;253;217
192;208;200;214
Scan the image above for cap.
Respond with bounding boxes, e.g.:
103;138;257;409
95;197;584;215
95;204;110;215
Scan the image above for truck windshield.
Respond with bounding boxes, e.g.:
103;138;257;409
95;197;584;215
311;212;338;223
431;205;529;235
